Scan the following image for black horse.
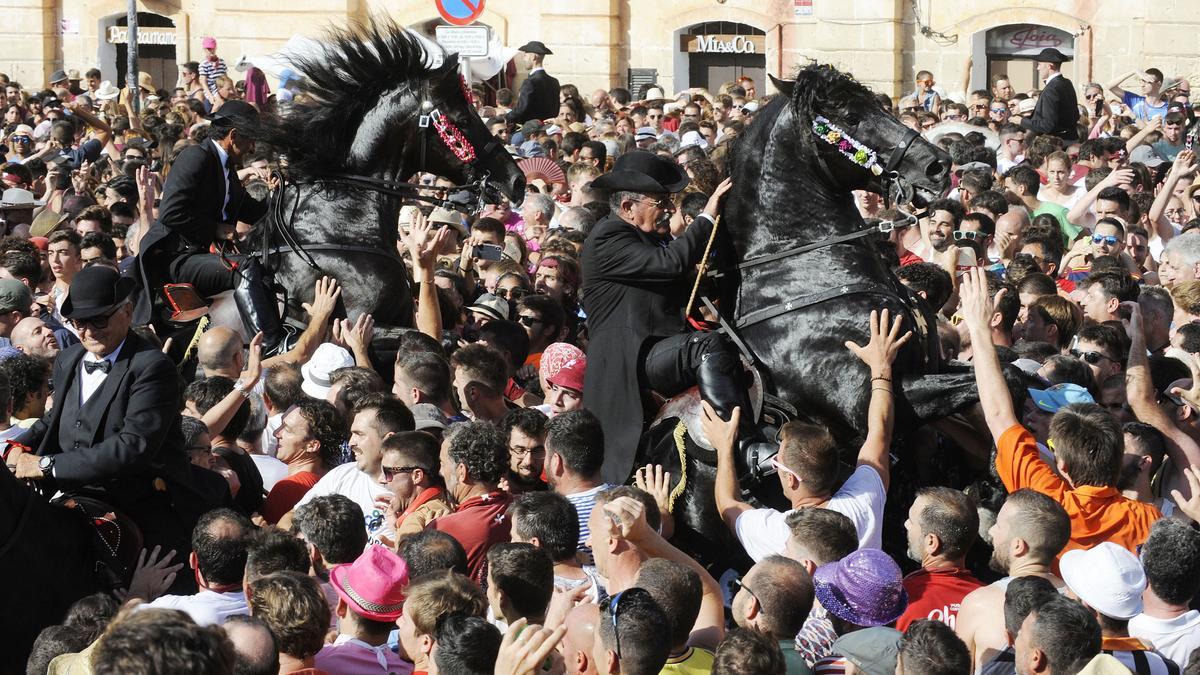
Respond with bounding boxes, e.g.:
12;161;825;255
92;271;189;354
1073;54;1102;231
640;64;981;571
247;21;524;341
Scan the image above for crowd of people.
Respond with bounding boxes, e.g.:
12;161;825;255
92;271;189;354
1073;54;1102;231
2;32;1200;675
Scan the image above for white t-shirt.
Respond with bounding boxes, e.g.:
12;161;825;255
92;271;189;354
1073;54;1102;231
147;589;248;626
734;465;887;562
1129;610;1200;669
294;462;390;537
250;454;289;492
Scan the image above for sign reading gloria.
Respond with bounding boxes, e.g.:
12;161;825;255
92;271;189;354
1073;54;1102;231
681;34;763;54
435;0;485;27
985;24;1074;58
106;25;176;45
435;25;490;57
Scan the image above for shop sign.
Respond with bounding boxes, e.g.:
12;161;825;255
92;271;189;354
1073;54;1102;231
682;34;763;54
106;26;177;46
986;24;1073;58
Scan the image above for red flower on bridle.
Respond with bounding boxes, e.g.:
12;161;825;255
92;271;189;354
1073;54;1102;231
431;110;477;164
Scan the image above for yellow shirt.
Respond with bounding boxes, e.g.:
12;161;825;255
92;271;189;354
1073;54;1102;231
661;647;715;675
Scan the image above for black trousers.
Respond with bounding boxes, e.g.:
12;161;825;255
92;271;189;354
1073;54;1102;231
168;252;241;297
641;331;752;426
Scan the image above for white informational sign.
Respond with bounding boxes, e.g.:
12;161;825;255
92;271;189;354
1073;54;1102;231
60;18;80;35
435;25;491;57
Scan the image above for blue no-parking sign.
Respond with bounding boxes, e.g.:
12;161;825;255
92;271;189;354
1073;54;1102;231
436;0;485;26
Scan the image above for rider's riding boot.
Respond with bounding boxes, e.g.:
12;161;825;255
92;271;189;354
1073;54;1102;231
233;259;286;356
695;351;776;480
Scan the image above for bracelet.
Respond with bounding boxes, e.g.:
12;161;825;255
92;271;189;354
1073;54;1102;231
871;376;891;383
872;386;893;394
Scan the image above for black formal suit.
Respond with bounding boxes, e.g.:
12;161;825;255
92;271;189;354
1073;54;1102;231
581;212;715;485
133;139;267;324
1021;73;1080;142
16;333;206;557
505;69;561;124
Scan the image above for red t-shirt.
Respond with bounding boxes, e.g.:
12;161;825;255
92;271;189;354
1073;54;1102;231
260;471;320;524
429;491;513;584
895;566;984;632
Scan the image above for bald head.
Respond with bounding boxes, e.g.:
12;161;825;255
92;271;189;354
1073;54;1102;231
10;316;59;358
996;207;1031;252
198;327;243;375
562;602;599;675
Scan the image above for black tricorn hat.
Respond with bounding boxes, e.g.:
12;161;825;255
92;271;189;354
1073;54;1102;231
206;99;260;128
1032;47;1070;64
518;41;553;56
590;150;690;194
62;266;136;320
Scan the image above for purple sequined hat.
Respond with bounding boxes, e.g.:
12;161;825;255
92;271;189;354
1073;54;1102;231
812;549;908;627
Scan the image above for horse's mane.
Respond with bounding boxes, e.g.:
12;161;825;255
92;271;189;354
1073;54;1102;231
257;19;457;177
788;63;882;132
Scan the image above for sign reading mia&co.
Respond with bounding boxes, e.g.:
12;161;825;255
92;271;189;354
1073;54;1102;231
681;34;763;54
106;26;177;46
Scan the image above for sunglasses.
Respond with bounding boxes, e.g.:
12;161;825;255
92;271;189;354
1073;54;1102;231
954;230;983;241
602;590;628;662
1086;93;1102;100
1070;348;1116;366
66;303;127;331
990;107;1009;113
729;576;761;607
517;314;542;327
768;456;801;479
381;465;420;481
1092;234;1120;245
496;287;529;301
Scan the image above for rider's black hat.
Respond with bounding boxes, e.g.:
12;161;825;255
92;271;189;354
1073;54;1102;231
517;41;553;56
1031;47;1070;64
591;150;690;194
206;100;260;128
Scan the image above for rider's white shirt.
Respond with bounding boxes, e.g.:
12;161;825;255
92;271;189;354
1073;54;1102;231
733;464;886;562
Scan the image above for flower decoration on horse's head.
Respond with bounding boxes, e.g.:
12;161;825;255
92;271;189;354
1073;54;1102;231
458;75;473;105
430;110;477;164
812;115;883;176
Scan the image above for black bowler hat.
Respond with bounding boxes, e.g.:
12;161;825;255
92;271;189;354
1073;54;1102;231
206;100;260;128
518;41;553;56
1032;48;1071;64
62;266;136;320
590;150;690;194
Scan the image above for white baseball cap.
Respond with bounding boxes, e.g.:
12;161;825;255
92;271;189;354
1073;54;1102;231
1060;542;1146;620
300;342;355;399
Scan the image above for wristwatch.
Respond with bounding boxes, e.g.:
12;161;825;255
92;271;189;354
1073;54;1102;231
233;379;251;398
38;455;54;477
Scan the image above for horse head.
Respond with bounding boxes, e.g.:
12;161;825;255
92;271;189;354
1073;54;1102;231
264;20;525;204
772;64;950;207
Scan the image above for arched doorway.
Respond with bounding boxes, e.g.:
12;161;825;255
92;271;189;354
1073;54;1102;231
674;21;765;93
98;12;178;92
973;24;1076;94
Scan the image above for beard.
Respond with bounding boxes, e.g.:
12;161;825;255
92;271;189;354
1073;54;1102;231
989;542;1010;575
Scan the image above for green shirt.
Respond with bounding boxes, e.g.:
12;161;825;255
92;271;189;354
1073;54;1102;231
782;640;816;675
1033;201;1082;247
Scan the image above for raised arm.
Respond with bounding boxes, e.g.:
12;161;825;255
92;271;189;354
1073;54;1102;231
1125;116;1162;154
262;276;339;368
845;308;912;492
960;267;1020;440
1105;70;1136;100
400;210;450;341
703;401;749;535
1150;150;1197;242
1068;167;1135;226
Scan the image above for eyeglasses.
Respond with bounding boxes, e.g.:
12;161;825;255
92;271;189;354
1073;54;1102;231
517;314;542;327
990;107;1009;114
729;576;761;607
954;230;983;241
634;196;673;210
381;465;420;481
602;590;628;662
1070;348;1116;366
769;456;801;480
510;444;545;458
66;303;126;331
1092;234;1120;245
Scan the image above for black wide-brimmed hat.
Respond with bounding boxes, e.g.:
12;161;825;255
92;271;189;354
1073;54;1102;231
518;41;553;56
591;151;690;194
62;266;136;320
1032;47;1071;64
206;100;260;128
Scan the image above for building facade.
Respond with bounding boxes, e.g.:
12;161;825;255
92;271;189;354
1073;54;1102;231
6;0;1199;101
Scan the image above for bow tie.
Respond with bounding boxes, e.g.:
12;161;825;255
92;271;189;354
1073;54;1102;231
84;359;112;374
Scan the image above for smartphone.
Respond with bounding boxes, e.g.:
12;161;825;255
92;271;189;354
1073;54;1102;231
1109;103;1122;115
475;243;504;261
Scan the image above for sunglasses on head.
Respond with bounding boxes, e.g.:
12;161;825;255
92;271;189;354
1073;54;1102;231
1092;234;1119;245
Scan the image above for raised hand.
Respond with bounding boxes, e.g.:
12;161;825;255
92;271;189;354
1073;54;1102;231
958;267;1000;334
301;276;341;322
700;400;740;454
634;464;673;514
116;546;184;602
243;332;264;385
844;308;912;376
494;618;567;675
1169;464;1200;522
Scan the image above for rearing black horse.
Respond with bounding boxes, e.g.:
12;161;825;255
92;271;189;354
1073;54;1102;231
641;64;980;570
251;22;525;332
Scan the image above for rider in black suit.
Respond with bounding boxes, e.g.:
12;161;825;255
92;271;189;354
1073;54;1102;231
133;100;284;352
505;41;561;125
1020;47;1080;143
11;266;206;575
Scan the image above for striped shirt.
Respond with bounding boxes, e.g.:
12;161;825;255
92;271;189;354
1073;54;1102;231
198;58;228;94
1103;636;1180;675
564;483;616;561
